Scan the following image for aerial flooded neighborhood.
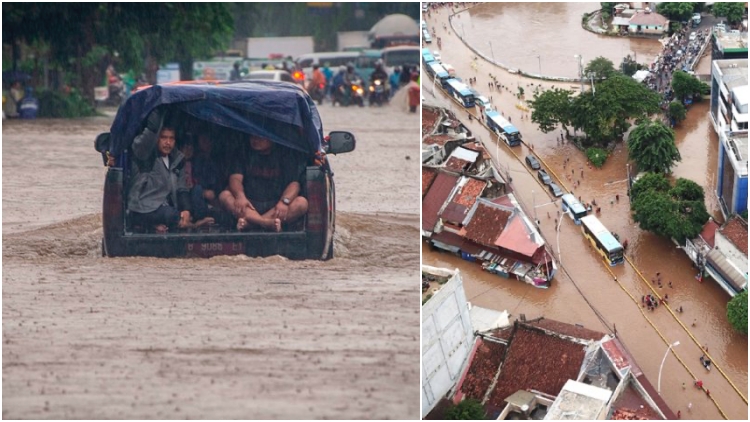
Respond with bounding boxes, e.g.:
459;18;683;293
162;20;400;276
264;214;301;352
421;2;747;420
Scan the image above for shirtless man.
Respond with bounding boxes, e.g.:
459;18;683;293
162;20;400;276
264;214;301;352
219;135;308;232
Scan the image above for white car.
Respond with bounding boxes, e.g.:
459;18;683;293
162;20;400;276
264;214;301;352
433;51;442;62
244;70;298;84
689;32;697;41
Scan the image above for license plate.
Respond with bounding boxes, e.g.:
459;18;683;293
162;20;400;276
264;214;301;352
186;241;244;257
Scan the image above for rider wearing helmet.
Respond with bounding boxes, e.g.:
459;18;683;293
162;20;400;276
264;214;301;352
370;59;388;84
344;62;361;85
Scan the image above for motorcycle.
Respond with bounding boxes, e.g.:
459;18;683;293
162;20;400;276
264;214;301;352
349;77;365;107
368;78;388;106
308;82;326;105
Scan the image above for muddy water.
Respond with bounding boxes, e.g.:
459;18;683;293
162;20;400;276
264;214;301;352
425;4;747;419
453;2;662;79
2;102;421;419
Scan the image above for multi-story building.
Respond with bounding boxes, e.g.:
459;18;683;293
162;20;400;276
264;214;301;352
711;27;749;62
716;130;748;219
709;59;748;133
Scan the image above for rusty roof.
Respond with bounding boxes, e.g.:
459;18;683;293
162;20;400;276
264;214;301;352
464;202;513;248
454;178;487;208
611;383;661;420
445;157;470;173
463;142;491;160
459;337;507;402
629;10;668;26
719;215;748;256
700;219;721;248
422;172;459;232
441;202;469;225
486;323;588;409
495;215;540;258
423;134;455;147
422;106;441;136
423;167;437;198
525;319;605;342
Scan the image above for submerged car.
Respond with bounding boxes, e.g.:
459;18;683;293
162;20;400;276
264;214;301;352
548;182;564;198
95;80;355;260
537;168;551;185
525;154;540;170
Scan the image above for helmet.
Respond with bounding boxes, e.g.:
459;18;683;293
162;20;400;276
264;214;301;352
346;64;354;73
339;65;347;73
375;59;383;68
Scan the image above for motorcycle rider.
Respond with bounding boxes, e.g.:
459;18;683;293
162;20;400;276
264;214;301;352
331;66;348;105
307;64;327;103
369;59;390;103
344;63;362;86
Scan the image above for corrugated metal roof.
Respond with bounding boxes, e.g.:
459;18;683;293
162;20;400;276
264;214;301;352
706;248;747;292
422;172;459;232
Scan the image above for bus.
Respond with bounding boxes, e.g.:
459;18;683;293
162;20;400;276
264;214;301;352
426;62;450;88
422;48;436;67
355;49;383;84
580;215;624;266
382;45;420;73
445;79;475;107
561;194;589;225
485;111;521;146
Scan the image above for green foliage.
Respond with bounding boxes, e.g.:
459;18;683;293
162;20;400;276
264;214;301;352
712;2;746;24
530;88;574;133
627;120;681;174
585;56;616;79
672;71;704;102
36;89;97;118
657;2;695;21
446;399;487;420
600;2;617;13
518;86;525;98
668;101;687;124
586;147;609;168
630;174;710;243
727;290;748;333
742;209;748;220
620;55;639;76
422;294;433;305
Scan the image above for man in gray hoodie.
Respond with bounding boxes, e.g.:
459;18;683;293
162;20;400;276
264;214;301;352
128;109;191;233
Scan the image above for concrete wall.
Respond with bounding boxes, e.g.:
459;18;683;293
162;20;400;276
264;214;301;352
422;266;475;418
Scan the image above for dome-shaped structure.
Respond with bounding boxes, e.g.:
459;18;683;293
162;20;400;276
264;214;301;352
368;14;419;48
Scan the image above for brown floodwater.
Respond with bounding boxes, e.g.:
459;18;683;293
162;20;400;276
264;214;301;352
2;101;421;419
424;4;747;419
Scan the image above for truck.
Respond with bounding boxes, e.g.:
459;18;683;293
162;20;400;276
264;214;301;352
234;36;315;60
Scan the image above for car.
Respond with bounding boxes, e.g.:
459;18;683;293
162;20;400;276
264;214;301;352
423;29;432;44
245;70;298;84
548;182;564;198
94;80;356;260
689;32;697;41
433;51;442;62
537;168;551;185
525;155;540;170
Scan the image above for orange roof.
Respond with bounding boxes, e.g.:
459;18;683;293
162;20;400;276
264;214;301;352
719;216;748;256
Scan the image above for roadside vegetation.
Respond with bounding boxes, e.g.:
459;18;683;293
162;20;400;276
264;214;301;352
629;173;710;244
627;120;681;174
445;398;487;420
727;290;748;334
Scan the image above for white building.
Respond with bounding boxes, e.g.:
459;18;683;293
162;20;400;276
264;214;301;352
710;59;748;134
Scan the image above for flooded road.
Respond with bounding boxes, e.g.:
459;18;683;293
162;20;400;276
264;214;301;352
424;4;746;419
2;102;421;419
452;2;662;79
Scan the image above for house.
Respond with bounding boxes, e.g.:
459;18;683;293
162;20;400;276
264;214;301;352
627;10;669;35
448;318;675;420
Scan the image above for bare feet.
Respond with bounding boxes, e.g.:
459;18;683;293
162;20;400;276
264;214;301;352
236;217;281;232
273;218;281;233
191;217;215;228
155;224;168;234
237;217;248;231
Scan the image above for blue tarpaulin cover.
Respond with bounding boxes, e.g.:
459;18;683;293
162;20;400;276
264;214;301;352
108;81;324;156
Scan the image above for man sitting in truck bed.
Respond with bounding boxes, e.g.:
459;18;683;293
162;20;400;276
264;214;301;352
218;134;308;232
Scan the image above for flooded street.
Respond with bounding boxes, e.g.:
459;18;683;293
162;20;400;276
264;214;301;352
425;3;746;420
2;102;421;419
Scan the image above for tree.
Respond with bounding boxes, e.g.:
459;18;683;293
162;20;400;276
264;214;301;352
620;54;640;76
630;174;710;244
712;2;746;25
529;88;574;134
727;290;748;333
667;101;687;124
446;399;486;420
657;2;695;21
627;120;681;174
585;56;617;79
671;71;704;103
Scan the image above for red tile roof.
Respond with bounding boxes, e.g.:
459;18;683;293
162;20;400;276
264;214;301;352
441;202;469;225
719;215;748;256
454;178;487;208
612;383;661;420
700;219;721;248
526;319;605;342
464;202;513;248
422;107;441;136
460;337;507;401
629;10;668;26
495;215;540;258
445;157;470;173
422;172;459;232
422;167;437;198
491;195;513;207
486;324;587;409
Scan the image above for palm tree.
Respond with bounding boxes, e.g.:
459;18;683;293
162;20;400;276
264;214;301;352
627;120;681;174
